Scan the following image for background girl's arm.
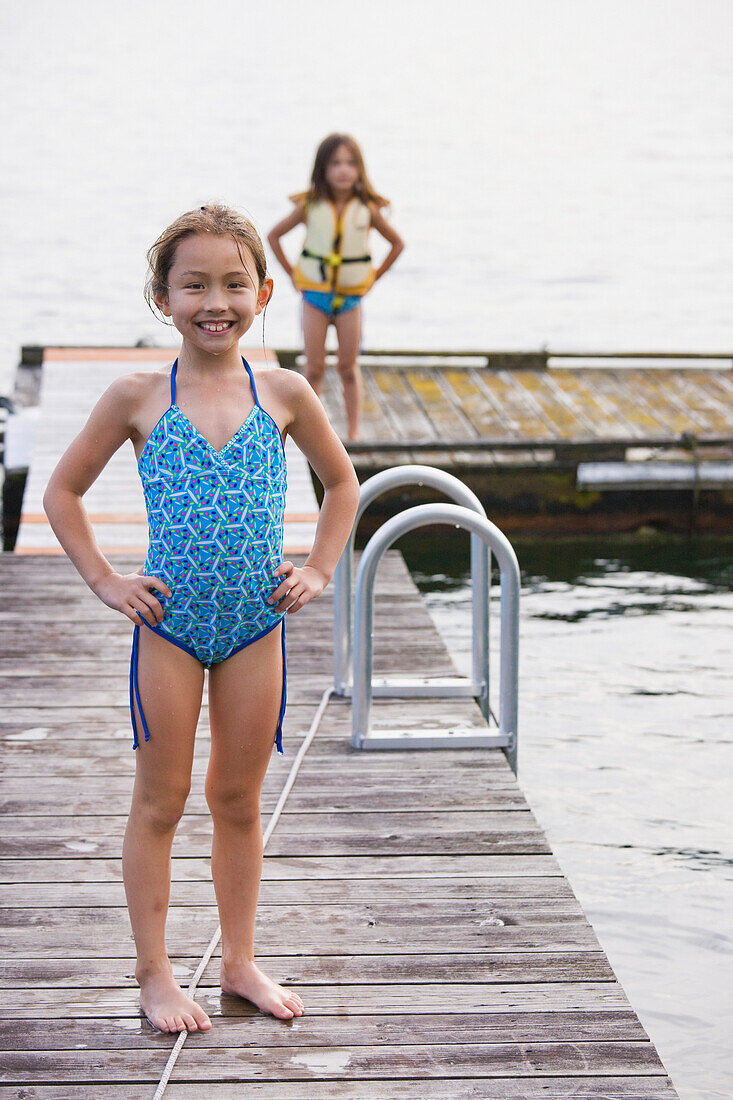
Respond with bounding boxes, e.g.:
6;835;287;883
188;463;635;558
269;371;360;614
42;376;171;626
267;203;306;284
369;204;405;281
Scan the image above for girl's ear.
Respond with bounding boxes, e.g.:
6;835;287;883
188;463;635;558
153;291;172;317
256;277;274;314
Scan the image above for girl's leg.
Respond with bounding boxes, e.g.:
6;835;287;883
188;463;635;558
206;622;304;1019
302;299;330;395
334;304;363;441
123;626;211;1032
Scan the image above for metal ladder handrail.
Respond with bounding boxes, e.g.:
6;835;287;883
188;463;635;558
352;504;520;774
333;465;490;718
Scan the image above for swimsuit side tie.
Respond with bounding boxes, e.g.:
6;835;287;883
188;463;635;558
129;623;151;750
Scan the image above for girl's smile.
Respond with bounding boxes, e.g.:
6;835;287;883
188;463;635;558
198;320;235;330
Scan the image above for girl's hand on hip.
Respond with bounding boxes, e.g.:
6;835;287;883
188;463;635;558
269;561;325;614
94;572;172;627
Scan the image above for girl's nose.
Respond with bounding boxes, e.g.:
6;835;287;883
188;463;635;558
203;286;228;310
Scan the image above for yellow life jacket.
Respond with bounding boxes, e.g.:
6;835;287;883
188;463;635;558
293;198;375;296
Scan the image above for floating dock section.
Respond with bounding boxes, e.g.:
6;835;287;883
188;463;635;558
295;348;733;533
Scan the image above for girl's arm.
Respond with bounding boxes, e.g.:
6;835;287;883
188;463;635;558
267;203;306;284
42;375;171;627
268;372;360;614
369;204;405;281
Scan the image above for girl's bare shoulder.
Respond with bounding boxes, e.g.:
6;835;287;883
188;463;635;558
253;364;316;428
98;366;173;441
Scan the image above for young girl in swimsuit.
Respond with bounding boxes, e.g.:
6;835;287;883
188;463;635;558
42;204;360;1035
268;133;405;442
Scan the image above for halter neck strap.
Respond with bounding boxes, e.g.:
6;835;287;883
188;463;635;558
169;356;258;408
169;359;178;406
242;357;260;408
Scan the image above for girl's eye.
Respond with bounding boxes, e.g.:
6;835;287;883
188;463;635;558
185;284;204;290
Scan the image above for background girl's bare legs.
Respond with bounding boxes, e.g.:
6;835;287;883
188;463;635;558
122;626;211;1032
334;304;363;441
302;299;330;395
206;622;304;1020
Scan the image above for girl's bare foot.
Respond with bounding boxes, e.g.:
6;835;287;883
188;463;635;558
220;957;305;1019
137;963;213;1033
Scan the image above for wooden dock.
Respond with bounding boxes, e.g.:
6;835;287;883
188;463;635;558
0;343;681;1094
0;546;680;1097
304;349;733;534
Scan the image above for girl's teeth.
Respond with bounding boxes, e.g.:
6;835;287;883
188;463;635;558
200;322;231;331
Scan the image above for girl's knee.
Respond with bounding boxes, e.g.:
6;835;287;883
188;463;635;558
305;361;326;388
205;782;260;829
337;359;359;382
132;783;191;833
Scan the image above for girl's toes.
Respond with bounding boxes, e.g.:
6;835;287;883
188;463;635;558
174;1015;185;1030
183;1014;197;1031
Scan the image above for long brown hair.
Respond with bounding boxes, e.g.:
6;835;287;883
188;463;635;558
289;133;389;210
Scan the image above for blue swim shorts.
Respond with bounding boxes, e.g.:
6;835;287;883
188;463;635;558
302;290;361;318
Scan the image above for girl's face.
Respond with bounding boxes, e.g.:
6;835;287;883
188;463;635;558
155;233;272;356
325;143;360;195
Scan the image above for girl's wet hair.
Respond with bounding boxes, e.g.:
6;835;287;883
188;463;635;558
290;133;389;210
145;204;268;314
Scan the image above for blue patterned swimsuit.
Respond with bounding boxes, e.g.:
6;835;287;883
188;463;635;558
129;356;287;754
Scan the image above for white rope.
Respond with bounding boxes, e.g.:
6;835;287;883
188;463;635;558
151;687;333;1099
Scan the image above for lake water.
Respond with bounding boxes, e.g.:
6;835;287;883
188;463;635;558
402;533;733;1100
1;0;733;393
2;1;732;1095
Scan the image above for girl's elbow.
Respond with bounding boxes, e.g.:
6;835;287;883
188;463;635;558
42;477;58;518
43;478;78;519
42;488;60;527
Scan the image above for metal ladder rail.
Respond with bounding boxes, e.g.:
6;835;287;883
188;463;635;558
352;504;520;775
333;465;491;721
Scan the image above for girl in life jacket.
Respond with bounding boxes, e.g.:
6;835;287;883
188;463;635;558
268;133;405;441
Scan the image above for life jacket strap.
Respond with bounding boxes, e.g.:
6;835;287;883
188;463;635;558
301;248;371;283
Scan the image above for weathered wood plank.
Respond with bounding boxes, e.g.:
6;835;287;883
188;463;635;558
0;1008;644;1047
0;952;613;988
0;982;633;1018
0;918;601;957
0;781;531;816
0;1041;668;1082
0;853;565;882
1;870;577;907
0;1081;682;1099
369;368;436;440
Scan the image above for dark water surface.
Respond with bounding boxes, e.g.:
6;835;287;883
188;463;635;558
397;533;733;1100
